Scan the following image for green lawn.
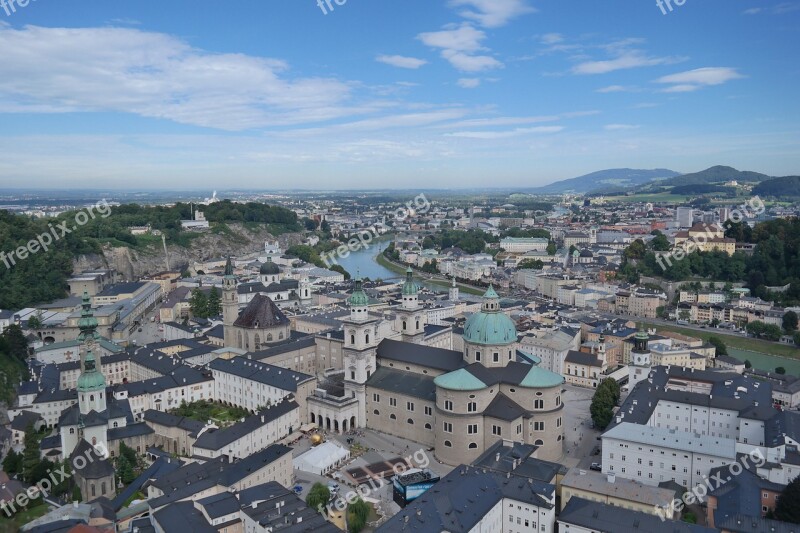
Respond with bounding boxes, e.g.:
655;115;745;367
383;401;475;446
375;253;484;296
168;400;254;426
605;193;691;204
0;502;50;532
641;321;800;359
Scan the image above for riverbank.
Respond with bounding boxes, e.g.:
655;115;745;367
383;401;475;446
374;252;485;296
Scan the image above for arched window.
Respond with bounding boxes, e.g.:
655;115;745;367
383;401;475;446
278;331;284;340
535;439;544;445
113;422;118;428
468;443;477;449
92;437;96;445
402;321;407;331
444;440;452;447
254;334;261;348
91;484;96;497
390;414;396;420
416;320;420;329
424;423;432;430
267;333;273;341
89;394;94;402
407;418;414;425
365;333;370;344
101;482;106;495
350;335;356;344
373;410;380;415
69;428;75;434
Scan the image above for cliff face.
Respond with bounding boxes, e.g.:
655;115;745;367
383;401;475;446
72;224;305;280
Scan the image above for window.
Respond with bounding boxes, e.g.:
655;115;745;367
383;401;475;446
468;424;478;434
425;423;432;429
444;422;453;433
475;351;481;361
444;440;452;447
350;371;356;380
492;425;502;436
493;352;499;363
534;421;544;431
468;402;477;412
373;409;380;415
444;400;453;411
534;399;544;409
469;442;478;449
390;398;397;407
373;393;380;402
407;418;414;425
424;406;432;416
407;402;415;412
390;414;396;420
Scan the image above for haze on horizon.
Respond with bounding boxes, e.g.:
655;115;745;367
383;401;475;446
0;0;798;189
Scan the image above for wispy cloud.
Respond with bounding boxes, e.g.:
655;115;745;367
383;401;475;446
743;2;800;14
573;51;684;75
0;25;370;131
418;24;503;72
448;0;536;28
604;124;639;131
376;54;428;69
457;78;481;88
656;67;745;92
446;125;564;139
596;85;638;93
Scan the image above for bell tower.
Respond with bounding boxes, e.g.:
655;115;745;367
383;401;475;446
342;277;378;427
222;257;239;348
396;267;425;344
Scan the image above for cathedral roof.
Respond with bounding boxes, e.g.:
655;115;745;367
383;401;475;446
463;287;518;347
233;294;289;329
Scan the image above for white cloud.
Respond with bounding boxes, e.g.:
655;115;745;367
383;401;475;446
596;85;631;93
604;124;639;131
540;33;564;45
446;126;564;139
744;3;800;14
418;24;503;72
376;55;428;69
656;67;745;92
573;51;683;75
448;0;536;28
742;7;763;14
457;78;481;88
0;25;369;131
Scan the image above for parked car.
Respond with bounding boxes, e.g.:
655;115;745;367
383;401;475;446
293;485;303;494
590;463;602;472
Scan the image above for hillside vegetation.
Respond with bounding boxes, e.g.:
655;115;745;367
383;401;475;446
0;201;299;310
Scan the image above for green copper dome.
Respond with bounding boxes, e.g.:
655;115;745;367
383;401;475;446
77;351;106;392
434;368;487;391
519;365;565;389
462;286;517;346
349;278;369;307
401;267;421;296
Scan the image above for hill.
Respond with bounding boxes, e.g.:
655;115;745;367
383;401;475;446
530;168;680;194
753;175;800;197
664;166;771;187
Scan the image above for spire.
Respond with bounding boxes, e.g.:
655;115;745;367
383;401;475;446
224;256;234;277
481;285;500;313
77;291;98;343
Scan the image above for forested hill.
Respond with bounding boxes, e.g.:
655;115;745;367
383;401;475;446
0;201;300;310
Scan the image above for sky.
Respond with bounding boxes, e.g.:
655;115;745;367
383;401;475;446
0;0;799;190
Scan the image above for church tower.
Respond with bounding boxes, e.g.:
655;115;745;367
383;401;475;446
222;257;239;348
395;267;424;344
628;325;651;389
342;277;378;427
77;291;100;373
449;276;459;302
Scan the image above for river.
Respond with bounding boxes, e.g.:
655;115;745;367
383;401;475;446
334;235;399;282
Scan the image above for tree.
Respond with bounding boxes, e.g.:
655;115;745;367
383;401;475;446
22;423;42;483
330;265;351;280
189;288;208;318
795;331;800;347
590;379;620;430
775;476;800;524
745;359;753;369
27;313;42;331
777;367;787;375
679;310;691;321
650;232;671;252
118;455;136;484
71;485;82;502
2;449;22;475
517;259;544;270
304;218;319;231
306;482;330;513
784;311;799;334
708;336;728;356
206;287;221;317
348;497;370;533
547;241;557;255
3;324;29;362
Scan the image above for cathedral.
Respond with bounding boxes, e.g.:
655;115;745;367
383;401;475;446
303;268;567;465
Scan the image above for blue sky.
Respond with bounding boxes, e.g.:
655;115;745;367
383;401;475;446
0;0;798;189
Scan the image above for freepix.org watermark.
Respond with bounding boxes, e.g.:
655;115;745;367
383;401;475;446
1;442;110;518
655;196;765;272
316;0;346;15
656;0;687;15
1;0;36;17
654;449;766;521
320;194;430;269
316;447;431;516
1;200;112;270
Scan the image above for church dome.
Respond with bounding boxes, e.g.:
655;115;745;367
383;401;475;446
462;286;517;346
401;267;421;296
260;262;281;275
349;278;369;307
77;351;106;392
